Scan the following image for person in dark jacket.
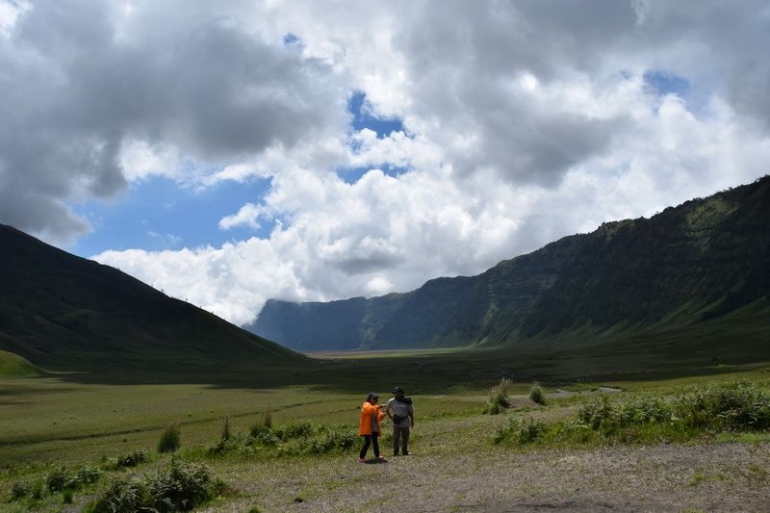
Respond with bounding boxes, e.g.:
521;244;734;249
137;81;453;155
385;386;414;456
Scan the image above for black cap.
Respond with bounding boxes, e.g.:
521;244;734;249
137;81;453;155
369;391;379;398
392;386;404;394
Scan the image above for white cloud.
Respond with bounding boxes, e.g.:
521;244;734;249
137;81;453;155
3;0;770;326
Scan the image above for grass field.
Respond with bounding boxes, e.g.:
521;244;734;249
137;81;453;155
2;349;770;512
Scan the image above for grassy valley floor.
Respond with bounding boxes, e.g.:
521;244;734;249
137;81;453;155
1;365;770;512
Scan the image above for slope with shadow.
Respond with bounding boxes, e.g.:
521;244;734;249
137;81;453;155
251;176;770;352
0;225;304;376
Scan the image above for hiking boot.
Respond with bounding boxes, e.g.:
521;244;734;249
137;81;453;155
403;451;410;456
377;456;388;462
358;458;366;463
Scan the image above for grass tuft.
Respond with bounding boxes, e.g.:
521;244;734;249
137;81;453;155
85;459;225;513
529;382;547;405
484;378;514;415
158;422;181;454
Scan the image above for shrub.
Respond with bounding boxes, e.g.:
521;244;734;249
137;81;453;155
46;467;69;493
485;378;514;415
493;416;546;445
86;460;224;513
146;460;213;512
86;479;145;513
529;382;547;406
114;450;148;469
303;428;357;454
676;381;770;431
11;481;29;501
578;395;615;430
71;465;102;487
158;422;181;453
274;421;314;441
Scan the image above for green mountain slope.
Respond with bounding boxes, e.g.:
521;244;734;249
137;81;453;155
0;225;304;373
252;176;770;351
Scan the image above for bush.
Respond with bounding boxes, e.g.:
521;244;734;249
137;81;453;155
11;482;29;501
578;395;615;430
274;421;314;441
86;479;145;513
676;381;770;431
146;460;214;512
493;416;546;445
114;450;148;469
303;428;357;454
86;460;223;513
46;467;68;493
529;382;547;406
485;378;514;415
158;422;181;453
71;465;102;487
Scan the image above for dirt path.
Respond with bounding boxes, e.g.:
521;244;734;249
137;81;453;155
209;439;770;512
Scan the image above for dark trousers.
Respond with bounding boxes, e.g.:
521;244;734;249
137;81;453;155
392;426;410;455
359;434;380;458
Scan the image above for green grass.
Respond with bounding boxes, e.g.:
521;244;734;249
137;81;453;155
2;356;770;511
0;350;41;378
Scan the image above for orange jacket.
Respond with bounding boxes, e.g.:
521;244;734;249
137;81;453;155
358;401;386;435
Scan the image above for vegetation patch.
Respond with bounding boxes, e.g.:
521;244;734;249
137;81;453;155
0;350;41;377
158;422;181;453
495;381;770;447
484;378;514;415
85;459;226;513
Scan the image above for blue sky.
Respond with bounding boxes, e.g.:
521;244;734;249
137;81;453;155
71;91;407;257
1;0;768;326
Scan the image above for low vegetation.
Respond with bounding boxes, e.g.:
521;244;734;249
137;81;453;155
2;364;770;511
84;459;225;513
494;380;770;447
484;378;514;414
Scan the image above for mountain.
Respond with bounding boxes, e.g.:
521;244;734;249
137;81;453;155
0;224;303;374
251;176;770;351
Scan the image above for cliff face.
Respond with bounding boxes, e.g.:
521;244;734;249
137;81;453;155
251;176;770;351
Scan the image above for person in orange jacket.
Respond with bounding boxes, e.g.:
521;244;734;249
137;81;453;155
358;392;387;462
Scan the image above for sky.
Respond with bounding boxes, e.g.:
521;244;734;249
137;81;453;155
1;1;769;327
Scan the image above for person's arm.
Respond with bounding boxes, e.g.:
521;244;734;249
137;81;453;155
409;404;415;427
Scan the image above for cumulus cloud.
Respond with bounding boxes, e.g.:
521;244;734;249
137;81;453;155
0;0;347;244
2;0;770;325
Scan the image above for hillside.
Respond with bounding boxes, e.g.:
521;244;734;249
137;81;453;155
251;176;770;351
0;224;304;374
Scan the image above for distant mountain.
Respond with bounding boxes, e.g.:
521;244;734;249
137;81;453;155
251;176;770;351
0;224;303;373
